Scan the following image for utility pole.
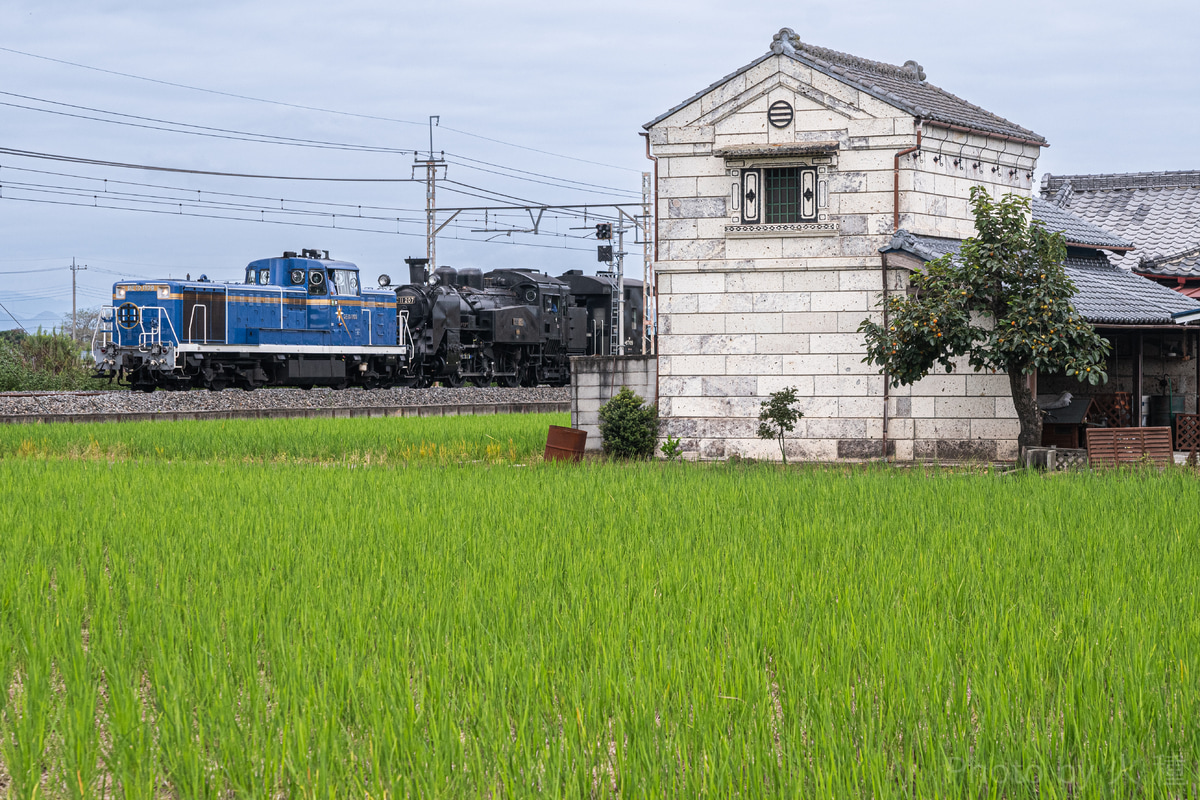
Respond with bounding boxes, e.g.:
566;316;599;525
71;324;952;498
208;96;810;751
70;257;87;342
615;223;626;355
413;116;447;269
641;172;651;355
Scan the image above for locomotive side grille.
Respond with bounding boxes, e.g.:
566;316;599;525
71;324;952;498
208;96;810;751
182;290;227;343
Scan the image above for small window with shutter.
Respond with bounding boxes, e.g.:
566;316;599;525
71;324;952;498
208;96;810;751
728;162;832;235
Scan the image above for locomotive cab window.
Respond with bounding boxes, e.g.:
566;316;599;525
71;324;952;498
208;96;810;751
544;294;559;313
245;268;255;284
257;269;271;286
331;269;359;296
307;269;327;296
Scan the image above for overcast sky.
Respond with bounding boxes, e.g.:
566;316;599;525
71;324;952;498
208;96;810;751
2;0;1196;325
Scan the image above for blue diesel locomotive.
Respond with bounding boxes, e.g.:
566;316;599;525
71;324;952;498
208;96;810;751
92;249;410;392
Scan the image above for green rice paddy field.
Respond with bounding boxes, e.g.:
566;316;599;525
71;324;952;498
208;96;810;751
1;414;1198;798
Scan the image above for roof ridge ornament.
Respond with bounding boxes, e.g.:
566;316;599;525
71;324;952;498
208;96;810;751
770;27;801;55
902;60;927;82
1052;181;1075;208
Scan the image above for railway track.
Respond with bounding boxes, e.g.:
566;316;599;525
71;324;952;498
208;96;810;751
0;401;570;425
0;387;570;425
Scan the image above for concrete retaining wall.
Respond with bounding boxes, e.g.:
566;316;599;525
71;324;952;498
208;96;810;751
570;355;657;451
0;401;569;426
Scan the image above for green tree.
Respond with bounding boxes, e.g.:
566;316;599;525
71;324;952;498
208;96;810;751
860;187;1110;453
757;386;803;465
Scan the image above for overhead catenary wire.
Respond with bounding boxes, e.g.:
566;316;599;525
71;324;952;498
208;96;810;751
0;266;70;275
0;194;598;253
0;45;640;173
1;178;619;239
443;153;640;197
0;147;422;182
0;164;632;221
1;92;643;196
0;93;417;154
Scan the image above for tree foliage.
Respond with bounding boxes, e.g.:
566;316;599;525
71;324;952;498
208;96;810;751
757;386;803;465
860;187;1110;451
598;387;659;459
59;305;104;343
0;329;97;391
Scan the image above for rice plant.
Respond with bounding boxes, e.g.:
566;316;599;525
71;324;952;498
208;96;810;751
0;412;566;465
0;452;1197;797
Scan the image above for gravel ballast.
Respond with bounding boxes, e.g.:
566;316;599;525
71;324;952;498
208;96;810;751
0;387;570;421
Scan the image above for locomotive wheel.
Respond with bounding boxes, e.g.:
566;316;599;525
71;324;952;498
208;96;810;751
497;354;521;388
444;370;464;389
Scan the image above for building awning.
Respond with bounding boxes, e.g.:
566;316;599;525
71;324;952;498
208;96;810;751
713;141;839;159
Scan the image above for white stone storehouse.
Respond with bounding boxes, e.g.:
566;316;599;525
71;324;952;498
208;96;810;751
644;28;1049;461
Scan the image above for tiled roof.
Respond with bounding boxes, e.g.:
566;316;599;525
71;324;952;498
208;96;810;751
646;28;1046;144
880;233;1200;326
1039;171;1200;269
1031;198;1134;251
1062;254;1200;325
1138;245;1200;279
880;231;962;261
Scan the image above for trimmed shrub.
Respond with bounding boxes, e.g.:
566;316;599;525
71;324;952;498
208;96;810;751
598;387;659;459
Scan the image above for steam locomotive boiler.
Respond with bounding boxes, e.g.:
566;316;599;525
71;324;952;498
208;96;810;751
393;258;586;387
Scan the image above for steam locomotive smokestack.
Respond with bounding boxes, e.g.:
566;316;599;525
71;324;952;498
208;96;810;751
404;257;430;285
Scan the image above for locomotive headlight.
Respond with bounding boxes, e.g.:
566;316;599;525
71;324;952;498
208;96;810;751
157;287;171;299
114;287;127;300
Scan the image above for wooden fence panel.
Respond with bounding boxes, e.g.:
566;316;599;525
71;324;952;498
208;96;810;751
1086;427;1174;468
1175;414;1200;453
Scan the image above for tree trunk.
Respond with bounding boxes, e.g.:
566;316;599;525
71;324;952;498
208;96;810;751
1007;368;1042;456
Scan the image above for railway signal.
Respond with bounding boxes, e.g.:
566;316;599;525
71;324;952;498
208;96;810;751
595;223;612;240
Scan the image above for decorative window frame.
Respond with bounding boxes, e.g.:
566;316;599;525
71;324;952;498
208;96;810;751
724;153;838;238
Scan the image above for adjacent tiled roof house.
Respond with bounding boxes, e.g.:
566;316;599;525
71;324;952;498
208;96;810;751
883;200;1200;436
883;201;1200;327
1041;171;1200;296
644;28;1200;461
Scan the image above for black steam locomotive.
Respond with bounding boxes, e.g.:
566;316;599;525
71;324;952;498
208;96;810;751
390;258;643;388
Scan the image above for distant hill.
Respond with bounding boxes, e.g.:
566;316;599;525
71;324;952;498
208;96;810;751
0;310;63;332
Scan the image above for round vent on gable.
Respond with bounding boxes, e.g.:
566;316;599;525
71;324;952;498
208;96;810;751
767;100;794;128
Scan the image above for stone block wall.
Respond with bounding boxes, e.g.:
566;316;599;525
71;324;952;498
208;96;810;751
569;355;657;451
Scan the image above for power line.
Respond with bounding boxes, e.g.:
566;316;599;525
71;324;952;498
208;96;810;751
0;147;423;182
0;194;596;252
443;156;639;199
445;152;640;195
0;45;640;172
0;164;430;216
1;91;639;197
0;266;69;275
1;173;629;232
0;178;614;238
2;178;430;227
0;91;417;154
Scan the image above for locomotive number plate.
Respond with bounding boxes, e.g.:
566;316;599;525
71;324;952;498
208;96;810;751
397;296;416;304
